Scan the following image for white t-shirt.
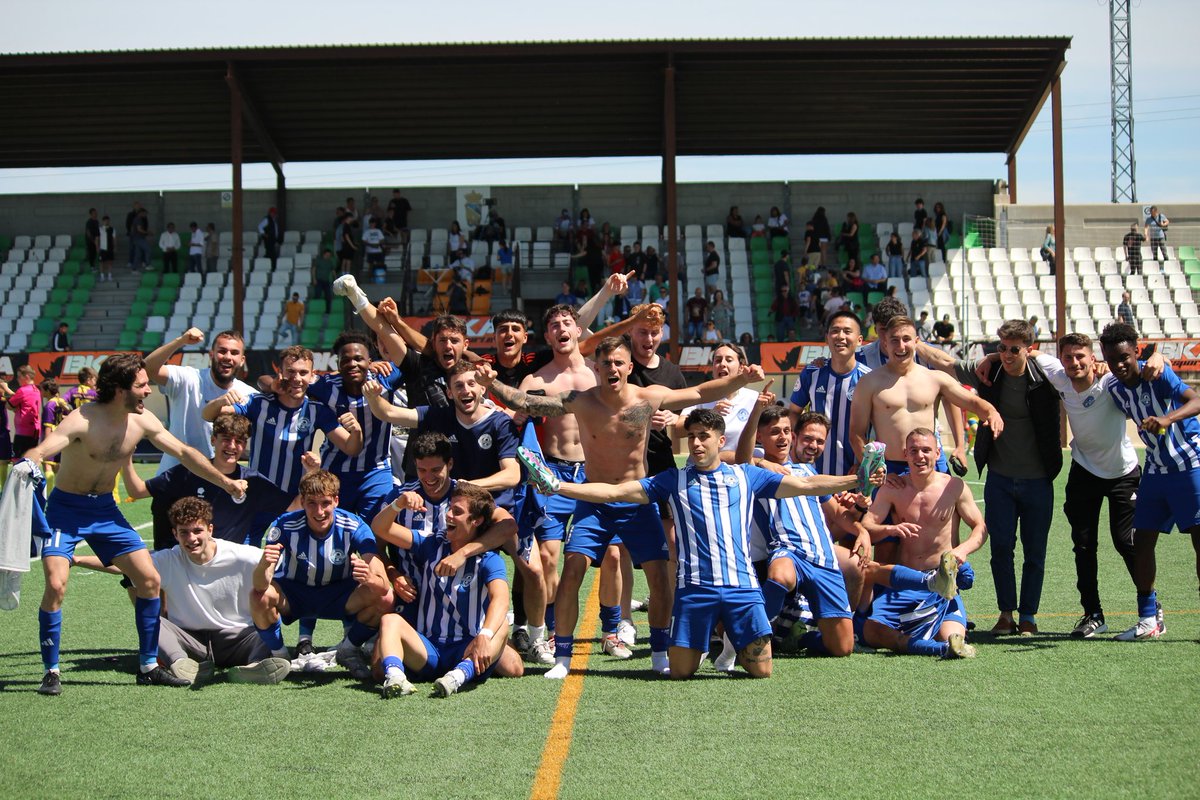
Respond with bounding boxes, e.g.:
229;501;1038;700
159;231;181;251
684;387;762;459
188;229;206;255
1035;354;1137;479
152;541;261;631
158;366;256;474
362;228;385;254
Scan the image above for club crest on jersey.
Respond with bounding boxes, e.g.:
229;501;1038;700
722;472;739;487
266;526;282;543
736;408;750;422
297;416;312;433
1083;395;1096;408
329;549;346;565
195;486;206;496
477;433;493;450
458;570;475;590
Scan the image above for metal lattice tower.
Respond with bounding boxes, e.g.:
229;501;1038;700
1110;0;1137;203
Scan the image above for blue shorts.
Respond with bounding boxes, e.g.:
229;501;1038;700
412;633;497;683
671;586;772;652
567;500;665;566
337;466;395;526
276;578;358;625
885;459;949;476
770;549;852;620
42;489;145;566
1133;470;1200;533
536;459;585;543
869;586;968;641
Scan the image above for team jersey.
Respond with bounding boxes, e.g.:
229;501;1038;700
750;461;837;570
267;507;378;587
408;527;507;644
308;369;404;474
41;397;72;435
381;478;456;578
790;362;870;475
62;385;96;410
1105;362;1200;475
232;394;341;494
482;349;552;402
416;405;523;512
641;462;784;590
147;463;283;546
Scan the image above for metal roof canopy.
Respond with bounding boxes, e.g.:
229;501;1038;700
0;37;1072;368
0;37;1069;168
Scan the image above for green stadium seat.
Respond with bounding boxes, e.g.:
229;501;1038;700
118;331;140;350
1190;273;1200;290
1177;246;1195;261
49;288;70;304
125;311;148;330
160;273;182;289
751;251;769;268
867;291;886;306
69;246;87;262
135;287;156;303
0;235;11;253
41;302;64;320
300;329;321;348
1183;260;1200;276
54;275;77;291
64;303;85;322
151;300;173;317
141;331;164;349
60;260;81;276
139;272;160;288
749;237;768;252
30;332;51;351
75;273;96;291
303;313;324;331
35;318;58;334
308;299;328;315
69;288;89;304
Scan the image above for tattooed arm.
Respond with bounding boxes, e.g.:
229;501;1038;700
474;361;578;417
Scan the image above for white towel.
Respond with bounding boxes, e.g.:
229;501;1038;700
0;463;47;611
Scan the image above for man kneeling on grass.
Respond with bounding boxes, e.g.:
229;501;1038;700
76;497;290;685
250;470;391;680
530;408;881;679
369;480;523;698
859;428;986;659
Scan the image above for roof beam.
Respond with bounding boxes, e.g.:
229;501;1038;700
225;60;285;176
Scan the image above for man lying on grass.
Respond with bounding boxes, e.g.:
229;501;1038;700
859;427;987;659
529;407;882;679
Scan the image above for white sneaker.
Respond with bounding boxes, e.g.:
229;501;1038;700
616;619;637;647
530;637;555;665
1115;617;1163;641
336;639;373;679
651;651;670;675
331;274;368;311
168;657;212;685
432;668;465;698
381;671;415;698
545;661;569;679
229;657;291;684
602;633;632;659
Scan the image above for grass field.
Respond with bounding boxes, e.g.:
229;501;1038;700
1;457;1198;800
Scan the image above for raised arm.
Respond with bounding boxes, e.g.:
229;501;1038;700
200;387;248;422
775;471;860;499
143;327;206;386
369;496;417;550
143;417;246;500
555;479;650;505
933;371;1004;438
324;413;364;456
860;486;920;543
21;410;86;464
475;361;579;417
576;270;632;333
735;382;775;465
353;296;410;362
659;363;765;411
362;380;420;426
432;506;518;577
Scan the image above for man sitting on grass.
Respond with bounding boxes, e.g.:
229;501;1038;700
369;479;523;697
860;428;987;659
75;497;290;685
249;470;391;680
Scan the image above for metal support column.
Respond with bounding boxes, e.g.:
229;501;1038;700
1110;0;1137;203
663;60;679;358
1052;77;1066;346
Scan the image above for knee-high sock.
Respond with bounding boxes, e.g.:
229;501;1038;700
298;618;317;641
799;629;831;656
762;579;789;620
889;564;931;591
544;602;556;633
599;604;621;635
346;620;376;647
907;638;948;657
134;596;162;669
38;608;62;672
256;619;285;652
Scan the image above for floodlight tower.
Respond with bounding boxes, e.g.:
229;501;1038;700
1110;0;1137;203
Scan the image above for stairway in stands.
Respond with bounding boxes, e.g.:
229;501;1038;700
71;269;142;351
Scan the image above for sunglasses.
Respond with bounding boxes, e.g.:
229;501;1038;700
998;345;1026;355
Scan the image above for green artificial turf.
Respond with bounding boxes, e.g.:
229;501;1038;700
1;459;1196;799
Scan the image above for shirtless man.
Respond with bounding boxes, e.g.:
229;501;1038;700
859;428;987;658
476;336;766;677
849;316;1003;475
18;353;248;695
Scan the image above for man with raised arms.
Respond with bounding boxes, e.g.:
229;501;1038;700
859;428;986;658
533;408;880;679
19;353;248;695
476;337;767;677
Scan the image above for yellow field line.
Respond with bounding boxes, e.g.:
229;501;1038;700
529;574;603;800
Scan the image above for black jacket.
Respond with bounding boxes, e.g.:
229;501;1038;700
973;358;1062;479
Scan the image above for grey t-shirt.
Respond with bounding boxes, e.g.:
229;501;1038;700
956;361;1048;479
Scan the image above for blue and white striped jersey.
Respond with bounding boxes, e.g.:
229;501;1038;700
416;405;524;513
381;479;455;577
1105;363;1200;475
641;463;783;590
750;462;837;570
409;529;507;644
790;362;871;475
232;394;340;494
267;507;378;587
309;369;405;475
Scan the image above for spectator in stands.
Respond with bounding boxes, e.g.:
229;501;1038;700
606;240;626;278
447;272;470;316
204;223;219;274
768;206;789;242
129;208;151;272
773;249;791;292
1123;223;1145;275
8;365;41;458
599;221;617;246
387;189;413;245
908;228;929;284
626;241;646;279
344;196;360;230
337;213;357;273
914;197;928;230
702;320;720;344
257;207;281;272
362;217;387;277
772;285;799;342
1117;291;1135;327
448;221;467;263
186;222;205;274
802;220;821;269
279;293;305;344
811;207;832;267
98;214;116;283
916;310;933;340
796;283;814;326
1040;224;1056;276
1144;205;1169;261
821;287;848;324
709;289;733;341
738;331;754;347
85;208;100;271
750;215;767;239
332;205;346;236
726;206;748;239
649;274;668;306
643;245;659;282
555;281;579;308
841;258;864;296
933;201;951;263
158;222;181;273
885;232;905;279
576;230;605;294
838;212;860;266
494;240;513;288
311;247;334;307
552;208;573;252
573;278;591;304
703;241;721;302
479;204;506;243
124;200;143;241
863;253;888;291
685;288;708;342
922;217;938;253
933;314;955;346
52;322;70;352
364;195;385;232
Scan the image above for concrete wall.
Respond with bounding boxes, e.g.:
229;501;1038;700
1000;202;1200;253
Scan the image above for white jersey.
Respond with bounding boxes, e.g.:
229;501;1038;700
158;366;256;474
1034;354;1137;479
151;541;261;631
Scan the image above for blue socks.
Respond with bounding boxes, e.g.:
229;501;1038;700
134;596;161;669
256;619;285;652
38;608;61;672
298;618;317;641
1137;590;1158;618
555;635;574;659
799;630;831;656
908;638;948;657
762;579;789;620
599;604;621;635
453;659;477;683
382;655;405;675
649;626;669;653
889;565;930;591
545;603;556;634
346;620;376;647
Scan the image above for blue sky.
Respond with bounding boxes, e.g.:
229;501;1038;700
1;0;1197;203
